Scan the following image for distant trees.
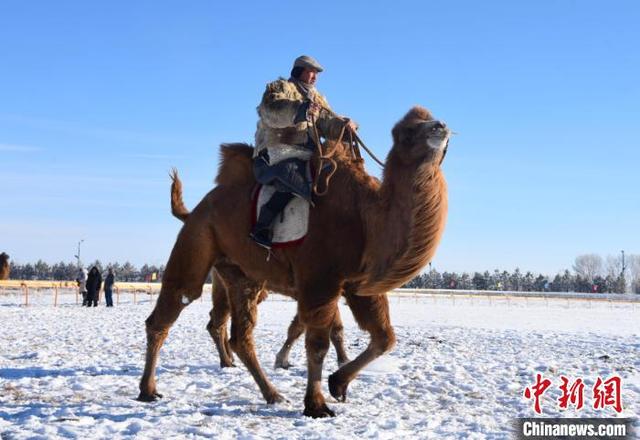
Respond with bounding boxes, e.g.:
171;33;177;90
572;254;603;282
402;265;631;294
627;255;640;294
401;252;638;294
5;252;639;294
7;261;164;283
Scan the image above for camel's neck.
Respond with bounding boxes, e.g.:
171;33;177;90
358;155;448;295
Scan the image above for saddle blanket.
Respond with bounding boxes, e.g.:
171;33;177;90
252;184;309;248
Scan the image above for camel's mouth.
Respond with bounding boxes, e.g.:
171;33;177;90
422;120;450;151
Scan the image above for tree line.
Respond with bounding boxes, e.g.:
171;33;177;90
404;253;640;294
6;253;640;294
404;268;631;293
8;260;165;283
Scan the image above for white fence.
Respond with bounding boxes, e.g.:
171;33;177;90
0;281;638;307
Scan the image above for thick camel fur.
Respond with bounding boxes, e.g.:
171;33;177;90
169;172;350;369
0;253;9;280
139;106;449;417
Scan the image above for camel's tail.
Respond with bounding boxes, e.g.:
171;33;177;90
170;168;190;223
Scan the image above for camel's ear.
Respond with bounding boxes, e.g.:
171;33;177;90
391;122;405;145
403;106;432;121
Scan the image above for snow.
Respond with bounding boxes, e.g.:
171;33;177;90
1;292;638;439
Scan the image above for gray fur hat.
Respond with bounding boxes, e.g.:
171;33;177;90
293;55;324;72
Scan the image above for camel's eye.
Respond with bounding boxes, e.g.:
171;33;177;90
404;128;416;141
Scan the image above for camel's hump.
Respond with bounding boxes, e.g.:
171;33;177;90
216;143;255;186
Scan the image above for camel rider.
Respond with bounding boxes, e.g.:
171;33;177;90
250;55;358;249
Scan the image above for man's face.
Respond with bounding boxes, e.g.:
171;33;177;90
299;68;318;85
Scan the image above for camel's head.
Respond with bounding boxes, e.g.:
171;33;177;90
391;106;450;166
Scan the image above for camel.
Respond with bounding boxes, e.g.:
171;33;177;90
138;106;449;417
169;175;350;369
0;253;9;280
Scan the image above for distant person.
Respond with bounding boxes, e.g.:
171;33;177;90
86;266;102;307
104;268;115;307
0;252;10;280
77;267;88;306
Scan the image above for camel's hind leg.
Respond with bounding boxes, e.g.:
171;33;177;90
206;272;235;368
217;265;284;404
138;219;216;402
274;310;349;369
330;309;349;366
328;294;395;402
274;314;304;369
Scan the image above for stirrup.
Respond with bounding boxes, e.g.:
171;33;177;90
292;192;315;207
249;231;272;250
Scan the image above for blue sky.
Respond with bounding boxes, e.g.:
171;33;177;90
1;0;638;275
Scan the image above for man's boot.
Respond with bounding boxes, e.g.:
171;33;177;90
249;206;277;249
249;191;295;249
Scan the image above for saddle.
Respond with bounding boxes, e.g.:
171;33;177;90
251;184;310;248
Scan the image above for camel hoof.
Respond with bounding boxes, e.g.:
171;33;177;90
303;403;336;418
328;373;348;402
265;391;286;404
274;358;292;369
137;390;163;402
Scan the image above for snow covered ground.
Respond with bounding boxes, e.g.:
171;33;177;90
1;292;638;439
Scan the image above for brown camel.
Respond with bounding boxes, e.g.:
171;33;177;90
0;253;10;280
169;174;350;369
138;106;449;417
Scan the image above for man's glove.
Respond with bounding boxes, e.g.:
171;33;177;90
307;101;321;120
343;118;359;133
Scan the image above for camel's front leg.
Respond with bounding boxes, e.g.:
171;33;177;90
298;289;341;418
328;294;395;402
303;324;335;417
138;219;216;401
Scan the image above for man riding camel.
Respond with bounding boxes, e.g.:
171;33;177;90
250;55;358;249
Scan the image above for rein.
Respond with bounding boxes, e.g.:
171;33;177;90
310;105;384;196
310;116;339;196
319;104;385;168
352;132;385;167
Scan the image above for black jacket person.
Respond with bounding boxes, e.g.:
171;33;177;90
86;266;102;307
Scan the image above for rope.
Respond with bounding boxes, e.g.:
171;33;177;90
352;132;385;167
309;102;386;196
310;115;338;196
318;104;385;168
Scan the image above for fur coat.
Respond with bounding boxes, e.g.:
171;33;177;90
254;78;346;164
